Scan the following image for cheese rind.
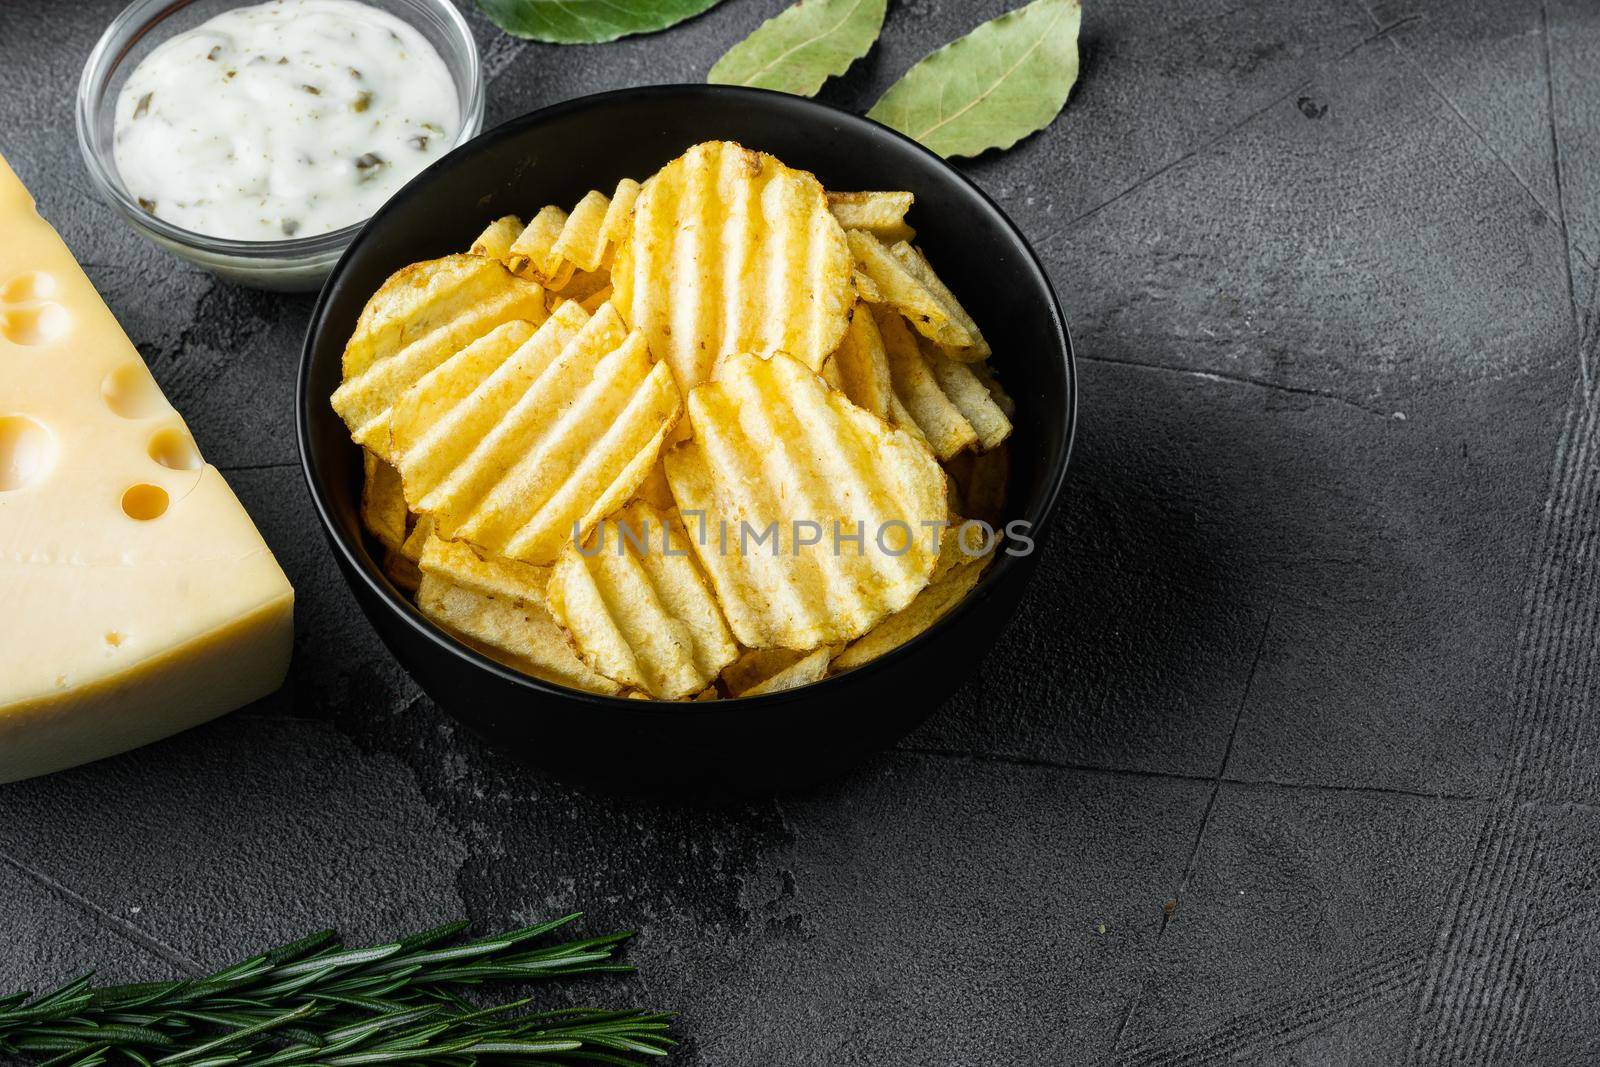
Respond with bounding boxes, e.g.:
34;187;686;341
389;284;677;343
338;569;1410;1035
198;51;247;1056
0;153;294;784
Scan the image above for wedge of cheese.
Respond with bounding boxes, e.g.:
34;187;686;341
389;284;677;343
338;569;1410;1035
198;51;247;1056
0;154;293;784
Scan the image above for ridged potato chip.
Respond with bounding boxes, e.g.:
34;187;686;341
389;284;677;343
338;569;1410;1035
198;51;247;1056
505;179;642;286
831;552;991;672
944;446;1010;527
876;306;975;459
665;351;946;650
382;510;433;594
613;141;854;394
634;461;677;512
828;191;915;244
470;215;524;260
332;254;546;450
820;306;930;450
721;647;808;696
508;205;576;289
551;267;612;305
392;301;682;565
419;535;551;605
548;501;738;700
874;306;1011;458
921;338;1011;451
742;647;832;695
723;646;837;697
600;178;642;246
822;303;894;421
400;514;434;563
847;231;988;357
383;550;422;593
360;449;407;552
891;242;989;359
416;574;620;694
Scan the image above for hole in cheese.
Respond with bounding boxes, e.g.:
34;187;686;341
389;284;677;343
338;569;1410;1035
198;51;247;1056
0;415;55;491
1;302;70;346
121;483;169;520
102;361;168;419
148;425;202;471
1;270;57;302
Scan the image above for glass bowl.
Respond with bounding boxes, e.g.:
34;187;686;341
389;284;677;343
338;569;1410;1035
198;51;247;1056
75;0;484;292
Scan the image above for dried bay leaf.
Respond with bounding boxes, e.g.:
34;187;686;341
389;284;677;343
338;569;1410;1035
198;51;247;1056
478;0;727;44
708;0;888;96
867;0;1082;158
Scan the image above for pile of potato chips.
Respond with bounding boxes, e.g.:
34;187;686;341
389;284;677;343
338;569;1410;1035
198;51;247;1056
334;140;1014;701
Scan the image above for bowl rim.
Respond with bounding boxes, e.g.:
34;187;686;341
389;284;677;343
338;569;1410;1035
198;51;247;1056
74;0;485;259
297;83;1078;712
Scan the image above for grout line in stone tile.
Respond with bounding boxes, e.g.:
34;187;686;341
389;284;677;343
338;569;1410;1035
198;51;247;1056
0;846;203;977
1345;0;1571;240
1037;13;1422;252
1165;612;1273;925
1539;0;1590;395
1036;76;1311;247
1078;353;1397;419
894;744;1213;787
1219;776;1481;804
1386;40;1561;228
897;744;1496;804
1108;609;1272;1058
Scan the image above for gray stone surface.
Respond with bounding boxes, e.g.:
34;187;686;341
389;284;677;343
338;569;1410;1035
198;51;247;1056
2;0;1599;1062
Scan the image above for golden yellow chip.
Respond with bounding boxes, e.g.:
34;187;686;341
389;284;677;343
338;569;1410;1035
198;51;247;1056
889;242;989;359
613;141;854;394
419;535;551;605
469;215;524;261
723;646;836;696
505;179;639;289
827;191;915;244
721;647;808;696
970;358;1015;418
853;268;883;303
382;548;422;593
399;513;433;563
824;303;894;421
392;301;682;565
742;647;832;695
944;446;1009;527
578;285;613;314
507;205;576;289
416;574;620;694
876;305;976;459
332;255;546;450
547;501;738;700
832;552;991;672
920;338;1011;451
599;178;642;255
550;190;611;273
634;460;676;511
552;267;611;302
847;231;987;356
360;449;408;552
874;306;1011;458
664;351;946;650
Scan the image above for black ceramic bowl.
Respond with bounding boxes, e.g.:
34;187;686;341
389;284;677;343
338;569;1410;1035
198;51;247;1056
298;85;1076;791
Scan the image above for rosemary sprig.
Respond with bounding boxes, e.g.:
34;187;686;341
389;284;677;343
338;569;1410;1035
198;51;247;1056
0;916;673;1066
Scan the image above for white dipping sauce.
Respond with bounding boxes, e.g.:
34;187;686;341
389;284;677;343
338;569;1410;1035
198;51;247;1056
113;0;460;241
